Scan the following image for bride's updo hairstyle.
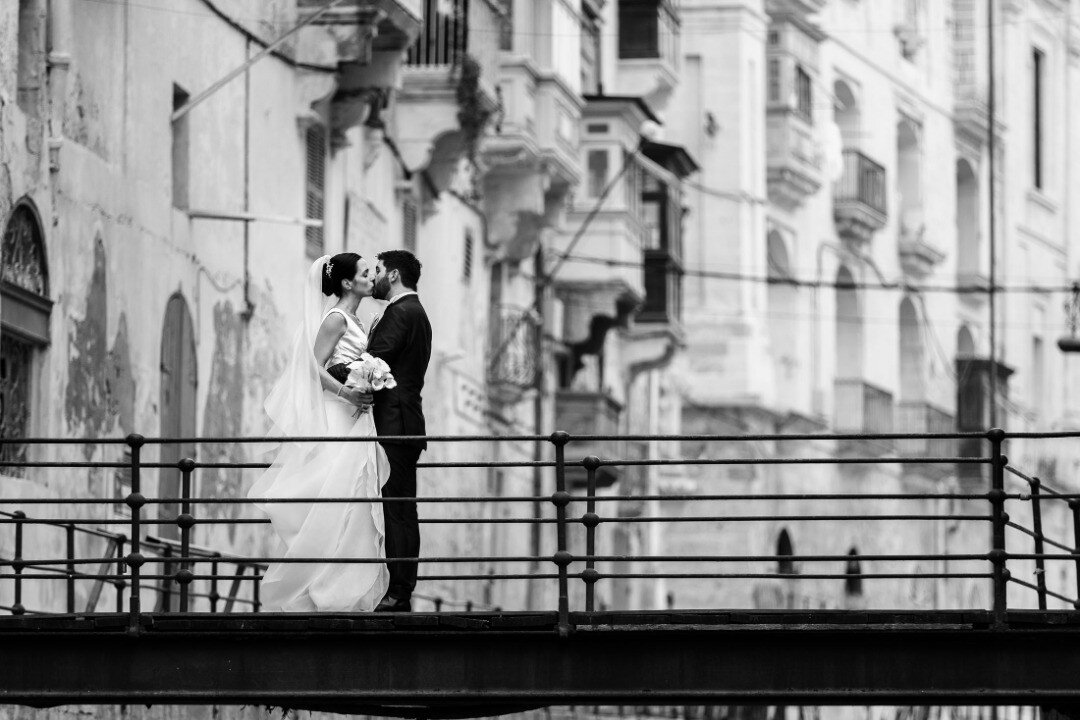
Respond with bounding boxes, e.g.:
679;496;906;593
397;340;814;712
321;252;362;297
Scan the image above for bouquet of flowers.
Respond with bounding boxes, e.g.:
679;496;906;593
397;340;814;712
344;353;397;393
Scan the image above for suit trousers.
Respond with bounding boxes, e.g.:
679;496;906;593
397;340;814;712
381;442;422;598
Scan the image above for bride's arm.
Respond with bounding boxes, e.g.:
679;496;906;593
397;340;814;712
312;314;358;399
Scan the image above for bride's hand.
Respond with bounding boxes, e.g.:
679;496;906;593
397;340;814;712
339;386;372;409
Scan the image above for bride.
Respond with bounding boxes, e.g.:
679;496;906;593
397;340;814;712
248;253;390;612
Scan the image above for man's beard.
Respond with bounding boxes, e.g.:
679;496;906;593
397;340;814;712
373;276;391;300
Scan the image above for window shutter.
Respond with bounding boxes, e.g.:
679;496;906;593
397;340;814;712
305;125;326;258
402;196;418;253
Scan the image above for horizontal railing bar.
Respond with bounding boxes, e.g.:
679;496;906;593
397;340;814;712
0;514;997;527
0;493;1004;507
585;572;995;580
0;553;992;567
0;511;128;540
595;457;990;467
1008;576;1079;605
0;430;1005;446
1006;522;1077;554
0;456;993;471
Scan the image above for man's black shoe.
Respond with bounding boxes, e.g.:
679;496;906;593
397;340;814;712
374;594;412;612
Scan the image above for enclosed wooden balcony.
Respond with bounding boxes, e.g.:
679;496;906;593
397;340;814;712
555;390;624;488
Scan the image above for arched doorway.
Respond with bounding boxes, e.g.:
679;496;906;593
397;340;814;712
776;528;795;576
833;79;860;147
159;293;197;540
0;199;50;474
956;159;980;279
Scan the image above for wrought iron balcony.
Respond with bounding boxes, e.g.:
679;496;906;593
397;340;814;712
406;0;468;67
487;305;538;400
895;401;956;459
833;378;894;435
833;149;887;244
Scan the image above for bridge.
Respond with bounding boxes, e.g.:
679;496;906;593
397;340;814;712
2;429;1080;715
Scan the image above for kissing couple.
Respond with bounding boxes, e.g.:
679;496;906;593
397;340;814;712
248;250;432;613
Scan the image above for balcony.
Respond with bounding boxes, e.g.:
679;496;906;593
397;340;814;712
833;379;894;445
616;0;680;111
895;401;956;461
833;150;887;244
487;305;538;404
395;0;503;188
556;390;624;488
897;230;945;279
767;112;822;208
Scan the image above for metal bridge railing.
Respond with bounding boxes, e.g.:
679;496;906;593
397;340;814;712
2;428;1080;633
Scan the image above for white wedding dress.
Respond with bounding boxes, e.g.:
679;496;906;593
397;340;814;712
248;258;390;612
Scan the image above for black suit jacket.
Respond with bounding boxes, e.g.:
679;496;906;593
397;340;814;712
367;294;432;448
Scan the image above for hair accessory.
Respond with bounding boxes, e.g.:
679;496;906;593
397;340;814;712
325;261;334;278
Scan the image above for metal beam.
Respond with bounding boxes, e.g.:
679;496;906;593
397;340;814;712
3;613;1080;710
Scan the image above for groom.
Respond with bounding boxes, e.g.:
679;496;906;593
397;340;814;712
368;249;432;613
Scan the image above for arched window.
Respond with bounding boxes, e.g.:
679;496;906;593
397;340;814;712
767;231;798;406
844;547;863;596
957;324;975;357
776;529;795;575
833;79;860;147
834;265;862;379
1;199;51;474
159;294;197;540
956;159;980;280
897;118;923;241
898;297;925;402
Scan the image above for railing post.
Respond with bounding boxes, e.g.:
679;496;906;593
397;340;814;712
549;430;572;637
1071;501;1080;610
581;456;601;614
176;458;196;612
252;570;261;613
209;556;221;613
124;433;146;635
987;428;1008;626
11;511;25;615
1029;476;1048;610
66;523;76;613
114;536;127;613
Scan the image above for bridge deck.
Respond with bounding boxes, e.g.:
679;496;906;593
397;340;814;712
3;610;1080;712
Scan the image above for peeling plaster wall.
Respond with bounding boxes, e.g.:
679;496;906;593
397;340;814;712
0;0;544;629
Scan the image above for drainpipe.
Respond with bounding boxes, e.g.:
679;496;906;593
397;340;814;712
46;0;73;175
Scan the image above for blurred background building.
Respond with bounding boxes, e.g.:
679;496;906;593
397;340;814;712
2;0;1080;716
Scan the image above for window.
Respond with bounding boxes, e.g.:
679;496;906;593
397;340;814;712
619;0;676;61
794;65;812;123
402;195;418;253
767;59;781;103
844;548;863;596
172;84;190;211
463;230;474;283
1032;47;1044;190
17;0;44;155
776;529;795;576
0;201;51;475
1030;334;1044;409
586;149;609;198
580;7;601;95
304;124;327;258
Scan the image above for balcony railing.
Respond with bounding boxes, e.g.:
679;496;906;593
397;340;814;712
833;379;894;435
487;305;538;392
836;150;887;216
833;150;887;242
406;0;468;66
895;401;957;459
